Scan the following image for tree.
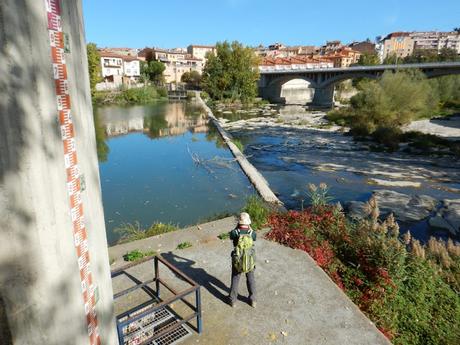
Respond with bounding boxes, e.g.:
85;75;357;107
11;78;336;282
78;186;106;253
382;53;400;65
348;70;439;134
201;41;260;102
454;27;460;33
181;70;201;89
86;43;101;96
438;48;460;62
140;60;165;84
355;52;380;66
403;49;439;63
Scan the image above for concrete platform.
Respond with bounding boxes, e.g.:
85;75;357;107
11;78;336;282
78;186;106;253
109;218;390;345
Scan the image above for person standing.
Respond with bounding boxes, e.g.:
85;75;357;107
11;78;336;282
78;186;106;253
228;212;257;308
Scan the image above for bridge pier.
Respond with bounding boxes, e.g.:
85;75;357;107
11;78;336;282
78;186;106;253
311;85;335;108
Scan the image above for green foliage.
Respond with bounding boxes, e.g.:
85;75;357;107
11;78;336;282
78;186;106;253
201;41;260;102
115;221;178;244
241;195;271;229
403;48;460;64
218;232;230;240
93;86;166;106
267;192;460;344
346;70;438;135
232;138;244;152
177;241;192;250
141;60;166;84
86;43;102;96
355;52;380;66
307;183;334;208
92;109;109;162
123;249;156;262
181;70;202;89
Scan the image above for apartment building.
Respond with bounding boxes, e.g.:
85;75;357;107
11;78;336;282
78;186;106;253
187;45;216;61
382;32;414;59
321;47;361;67
410;31;460;53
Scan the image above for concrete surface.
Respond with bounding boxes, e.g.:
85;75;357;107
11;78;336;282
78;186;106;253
196;95;283;206
109;218;390;345
0;1;117;344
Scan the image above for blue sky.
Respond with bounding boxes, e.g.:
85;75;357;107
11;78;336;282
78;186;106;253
82;0;460;48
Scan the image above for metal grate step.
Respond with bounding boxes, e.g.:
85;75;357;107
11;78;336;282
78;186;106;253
120;305;192;345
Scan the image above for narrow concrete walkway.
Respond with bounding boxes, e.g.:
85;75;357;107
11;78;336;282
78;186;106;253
109;218;390;345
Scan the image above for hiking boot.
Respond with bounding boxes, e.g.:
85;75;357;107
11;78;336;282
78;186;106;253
250;301;257;308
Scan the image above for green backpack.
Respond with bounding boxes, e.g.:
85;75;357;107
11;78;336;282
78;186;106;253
232;229;255;273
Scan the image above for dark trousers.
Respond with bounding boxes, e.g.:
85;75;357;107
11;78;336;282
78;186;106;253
229;266;256;303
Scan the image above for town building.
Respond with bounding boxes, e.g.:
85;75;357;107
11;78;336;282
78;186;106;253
321;47;361;67
139;47;205;84
187;45;216;61
348;40;376;55
259;56;333;72
99;51;124;84
381;32;414;60
410;31;460;54
319;40;343;55
100;47;139;57
123;56;141;80
98;50;141;89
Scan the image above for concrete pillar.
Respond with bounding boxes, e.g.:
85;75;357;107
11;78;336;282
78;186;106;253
311;85;335;108
0;1;117;344
260;83;285;103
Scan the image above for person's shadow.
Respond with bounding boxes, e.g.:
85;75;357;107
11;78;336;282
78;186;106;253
161;251;231;304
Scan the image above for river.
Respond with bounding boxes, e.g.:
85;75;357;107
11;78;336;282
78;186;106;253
94;101;254;245
217;104;460;243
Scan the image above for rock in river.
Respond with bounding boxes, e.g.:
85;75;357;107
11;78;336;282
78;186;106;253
346;190;438;223
429;199;460;236
373;190;437;222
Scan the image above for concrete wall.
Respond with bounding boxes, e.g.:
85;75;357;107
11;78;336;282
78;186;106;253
280;79;315;104
0;1;117;344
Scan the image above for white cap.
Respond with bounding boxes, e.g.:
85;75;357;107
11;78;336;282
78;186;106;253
238;212;251;225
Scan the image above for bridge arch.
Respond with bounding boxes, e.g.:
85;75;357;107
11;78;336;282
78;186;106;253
261;75;318;104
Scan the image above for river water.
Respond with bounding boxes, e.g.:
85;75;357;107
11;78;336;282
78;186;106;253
94;101;254;245
218;105;460;242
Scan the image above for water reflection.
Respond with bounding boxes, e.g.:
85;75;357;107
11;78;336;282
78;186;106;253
95;101;208;140
94;101;255;245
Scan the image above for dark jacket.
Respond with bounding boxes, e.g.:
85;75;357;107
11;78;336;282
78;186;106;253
229;225;257;247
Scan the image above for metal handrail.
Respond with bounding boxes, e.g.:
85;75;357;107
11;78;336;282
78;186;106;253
111;255;203;345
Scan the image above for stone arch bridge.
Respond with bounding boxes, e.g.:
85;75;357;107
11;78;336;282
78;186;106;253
258;62;460;107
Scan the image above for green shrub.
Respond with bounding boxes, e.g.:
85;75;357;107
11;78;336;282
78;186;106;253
266;190;460;344
177;241;192;250
241;195;271;229
115;221;178;244
232;138;244;152
123;249;156;262
371;126;402;151
218;232;230;240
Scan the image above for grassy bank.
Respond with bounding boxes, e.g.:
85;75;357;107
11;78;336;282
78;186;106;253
265;184;460;344
93;85;167;106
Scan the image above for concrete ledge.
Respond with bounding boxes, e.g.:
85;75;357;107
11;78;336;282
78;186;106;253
196;94;284;207
109;217;390;345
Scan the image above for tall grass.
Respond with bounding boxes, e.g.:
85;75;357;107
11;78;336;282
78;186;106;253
241;195;272;230
115;221;178;244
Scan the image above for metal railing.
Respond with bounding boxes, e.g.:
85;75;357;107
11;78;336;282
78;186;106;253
111;255;202;345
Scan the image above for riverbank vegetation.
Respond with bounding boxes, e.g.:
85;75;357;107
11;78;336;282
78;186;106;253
201;41;260;103
328;70;460;154
92;85;168;106
266;184;460;345
115;221;178;244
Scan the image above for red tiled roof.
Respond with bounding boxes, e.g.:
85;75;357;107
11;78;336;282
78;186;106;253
260;55;331;66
